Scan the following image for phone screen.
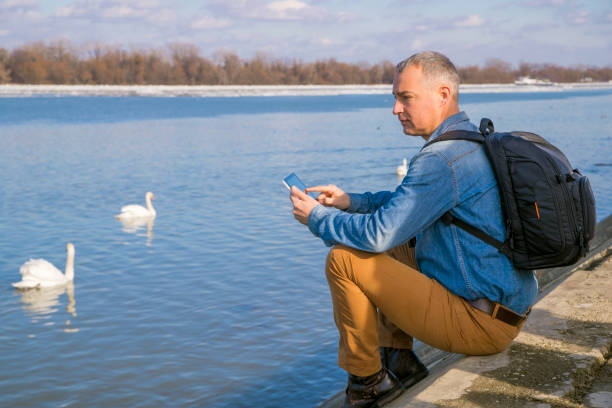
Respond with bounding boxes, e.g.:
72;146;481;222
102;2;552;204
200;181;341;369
283;172;318;198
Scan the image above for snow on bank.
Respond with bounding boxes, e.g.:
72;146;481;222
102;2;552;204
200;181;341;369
1;82;611;97
0;84;390;97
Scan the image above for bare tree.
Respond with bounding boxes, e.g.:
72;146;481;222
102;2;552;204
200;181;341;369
0;48;11;83
1;40;611;85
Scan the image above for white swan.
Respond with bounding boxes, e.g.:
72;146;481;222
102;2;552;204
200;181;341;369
115;191;156;219
13;243;75;289
396;158;408;177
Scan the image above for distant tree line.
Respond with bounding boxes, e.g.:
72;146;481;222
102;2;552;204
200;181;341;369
459;58;612;84
0;41;610;85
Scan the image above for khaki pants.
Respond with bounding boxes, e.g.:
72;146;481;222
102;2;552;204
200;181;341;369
325;244;523;376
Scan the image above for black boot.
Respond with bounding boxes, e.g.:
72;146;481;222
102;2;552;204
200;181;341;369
380;347;428;388
342;368;403;408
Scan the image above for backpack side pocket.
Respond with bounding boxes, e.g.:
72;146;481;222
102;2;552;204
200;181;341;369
508;158;564;255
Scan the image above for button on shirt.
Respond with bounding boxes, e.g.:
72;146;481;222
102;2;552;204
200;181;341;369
308;112;537;315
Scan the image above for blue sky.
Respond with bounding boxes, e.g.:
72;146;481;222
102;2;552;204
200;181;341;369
1;0;611;67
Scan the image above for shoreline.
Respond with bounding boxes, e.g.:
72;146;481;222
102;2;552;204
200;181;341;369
1;82;612;97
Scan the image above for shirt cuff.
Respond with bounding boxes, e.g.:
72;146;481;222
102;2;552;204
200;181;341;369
307;204;331;237
346;193;364;213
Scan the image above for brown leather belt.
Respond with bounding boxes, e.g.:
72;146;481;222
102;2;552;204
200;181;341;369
467;298;529;327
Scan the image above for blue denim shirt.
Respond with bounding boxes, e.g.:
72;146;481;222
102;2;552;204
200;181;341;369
308;112;537;314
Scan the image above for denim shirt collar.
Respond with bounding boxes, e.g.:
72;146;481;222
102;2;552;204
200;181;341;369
428;111;472;141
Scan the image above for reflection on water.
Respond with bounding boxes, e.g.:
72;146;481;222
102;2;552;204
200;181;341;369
116;216;155;246
16;283;78;332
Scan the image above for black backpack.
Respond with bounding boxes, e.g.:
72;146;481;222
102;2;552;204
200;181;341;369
424;118;596;270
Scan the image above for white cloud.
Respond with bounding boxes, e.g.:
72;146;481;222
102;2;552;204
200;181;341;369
103;5;140;18
147;8;176;25
191;16;232;30
207;0;332;21
454;14;485;28
0;0;38;16
0;0;37;10
0;0;40;23
55;5;80;17
54;0;165;20
335;11;358;23
522;0;566;6
130;0;161;8
568;10;589;24
268;0;307;13
265;0;317;20
411;39;427;50
314;37;335;47
269;0;331;20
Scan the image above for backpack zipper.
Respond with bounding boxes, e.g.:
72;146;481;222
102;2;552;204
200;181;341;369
545;155;579;244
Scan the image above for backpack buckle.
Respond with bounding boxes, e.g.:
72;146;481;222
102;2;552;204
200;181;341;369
441;212;454;225
499;242;513;258
479;118;494;136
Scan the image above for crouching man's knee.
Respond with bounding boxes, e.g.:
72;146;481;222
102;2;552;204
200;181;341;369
326;244;350;280
325;244;375;284
326;244;365;282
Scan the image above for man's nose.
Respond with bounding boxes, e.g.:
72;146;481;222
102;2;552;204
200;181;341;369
393;100;403;115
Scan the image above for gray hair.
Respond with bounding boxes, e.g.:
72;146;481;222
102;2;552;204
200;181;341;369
396;51;459;100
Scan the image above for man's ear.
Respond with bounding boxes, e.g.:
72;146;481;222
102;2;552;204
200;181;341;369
439;85;452;106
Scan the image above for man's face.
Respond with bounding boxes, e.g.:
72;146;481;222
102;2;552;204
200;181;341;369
392;65;442;138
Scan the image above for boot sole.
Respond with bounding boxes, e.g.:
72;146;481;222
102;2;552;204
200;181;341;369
373;369;428;407
400;368;428;389
372;383;404;407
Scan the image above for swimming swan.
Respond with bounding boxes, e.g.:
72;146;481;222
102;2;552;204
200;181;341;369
396;158;408;177
115;192;156;219
13;243;75;289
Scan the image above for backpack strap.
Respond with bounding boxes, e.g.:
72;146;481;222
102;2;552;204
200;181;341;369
422;116;494;149
423;130;484;149
440;212;512;258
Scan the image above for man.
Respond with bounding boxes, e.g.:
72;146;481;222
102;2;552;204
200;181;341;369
290;51;537;408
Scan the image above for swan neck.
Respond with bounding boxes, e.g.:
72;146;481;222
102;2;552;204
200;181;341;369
65;250;75;281
146;195;155;213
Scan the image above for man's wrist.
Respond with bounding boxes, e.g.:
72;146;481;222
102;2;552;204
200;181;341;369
339;193;351;210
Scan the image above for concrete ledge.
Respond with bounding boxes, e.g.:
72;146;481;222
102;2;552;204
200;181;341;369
320;216;612;408
389;252;612;408
535;214;612;291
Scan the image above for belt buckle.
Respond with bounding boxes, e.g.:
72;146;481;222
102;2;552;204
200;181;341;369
493;302;527;326
491;302;501;320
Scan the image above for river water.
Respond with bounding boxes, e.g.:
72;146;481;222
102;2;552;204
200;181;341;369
1;89;611;407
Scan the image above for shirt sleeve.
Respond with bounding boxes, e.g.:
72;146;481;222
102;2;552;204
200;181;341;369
346;191;393;214
308;150;457;252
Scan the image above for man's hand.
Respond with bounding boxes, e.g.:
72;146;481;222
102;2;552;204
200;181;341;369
306;184;350;210
290;186;320;225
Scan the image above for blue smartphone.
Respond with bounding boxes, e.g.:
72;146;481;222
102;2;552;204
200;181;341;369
283;172;319;198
